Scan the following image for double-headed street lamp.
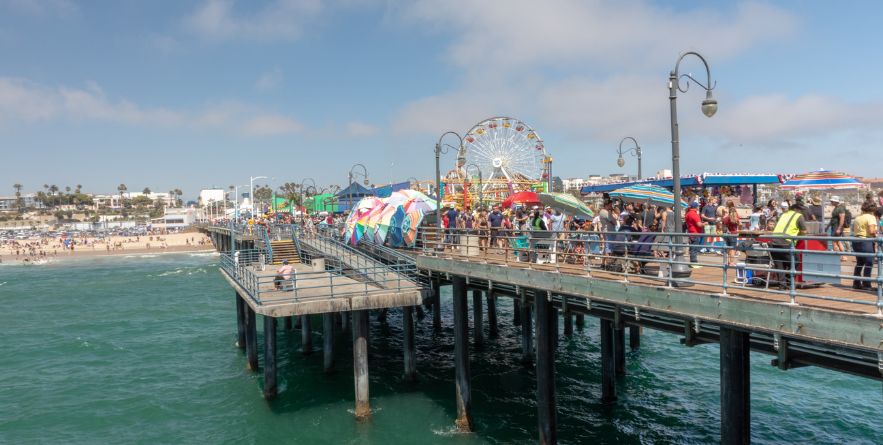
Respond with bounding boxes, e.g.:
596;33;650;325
348;164;369;214
465;163;483;208
435;131;464;236
617;137;643;180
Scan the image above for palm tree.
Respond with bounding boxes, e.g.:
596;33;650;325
142;187;151;195
75;184;82;194
49;184;58;195
278;182;301;208
65;186;71;194
174;188;183;207
13;183;23;212
117;183;127;216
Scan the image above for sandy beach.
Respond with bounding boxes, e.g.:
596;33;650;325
0;232;216;264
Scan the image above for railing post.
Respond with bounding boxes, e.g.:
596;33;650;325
721;238;729;296
877;237;883;316
789;243;797;305
667;235;675;287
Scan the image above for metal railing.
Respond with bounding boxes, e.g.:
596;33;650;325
412;226;883;315
219;248;420;306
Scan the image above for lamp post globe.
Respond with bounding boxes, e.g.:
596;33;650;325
701;91;718;117
617;157;625;168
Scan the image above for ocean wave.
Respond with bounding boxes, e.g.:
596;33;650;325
157;269;184;277
0;281;6;286
188;252;219;257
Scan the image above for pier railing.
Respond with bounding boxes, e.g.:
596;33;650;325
410;227;883;315
219;247;420;306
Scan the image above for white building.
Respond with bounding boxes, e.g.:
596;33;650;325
655;169;673;179
151;207;197;230
561;178;587;192
92;192;175;210
198;189;226;207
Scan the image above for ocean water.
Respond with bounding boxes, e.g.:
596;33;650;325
0;254;880;444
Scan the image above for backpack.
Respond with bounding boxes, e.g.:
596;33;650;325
843;208;853;227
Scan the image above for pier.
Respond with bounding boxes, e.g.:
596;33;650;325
203;224;883;444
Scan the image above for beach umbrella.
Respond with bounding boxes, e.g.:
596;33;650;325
537;192;595;218
402;209;424;247
375;204;400;244
402;190;438;214
607;184;687;208
780;169;863;190
364;204;387;244
387;206;406;247
502;191;540;208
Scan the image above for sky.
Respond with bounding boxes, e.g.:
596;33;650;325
2;0;883;199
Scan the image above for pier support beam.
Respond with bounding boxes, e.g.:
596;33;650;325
720;327;750;445
600;319;617;404
513;298;522;326
323;313;335;373
563;302;573;338
614;325;626;376
352;310;370;420
432;280;442;333
452;276;473;432
235;293;246;349
245;306;258;372
551;303;559;351
535;290;557;445
520;291;533;365
629;325;641;350
576;313;584;331
486;292;498;339
403;305;417;382
340;311;348;332
263;316;277;400
472;289;484;348
301;315;313;355
284;316;292;331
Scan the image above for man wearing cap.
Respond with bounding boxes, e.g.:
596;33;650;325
808;196;824;222
828;196;850;254
685;201;705;265
771;201;808;288
274;259;293;290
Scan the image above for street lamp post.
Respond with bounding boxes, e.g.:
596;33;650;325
617;137;643;180
465;163;483;208
348;164;369;215
435;131;464;238
669;51;718;273
249;175;268;217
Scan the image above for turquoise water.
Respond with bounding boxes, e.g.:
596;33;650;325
0;254;880;444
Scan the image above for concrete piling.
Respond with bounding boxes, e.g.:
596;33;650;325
245;306;258;372
629;325;641;350
323;313;335;373
302;315;313;355
263;316;277;400
284;316;292;331
235;293;246;349
472;289;484;348
520;290;533;365
352;310;370;420
403;305;417;382
535;290;557;445
720;327;750;445
452;276;473;432
575;313;584;331
614;325;626;376
600;319;617;404
432;280;442;333
486;292;498;339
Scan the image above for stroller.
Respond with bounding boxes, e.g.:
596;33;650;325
606;230;655;274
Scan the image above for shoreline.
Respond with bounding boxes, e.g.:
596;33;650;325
0;247;218;265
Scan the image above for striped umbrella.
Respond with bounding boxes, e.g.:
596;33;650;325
537;192;594;218
607;184;687;208
780;169;863;190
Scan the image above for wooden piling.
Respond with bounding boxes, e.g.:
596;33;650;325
563;301;573;338
416;304;426;321
352;310;370;420
486;292;498;339
514;299;522;326
432;280;442;333
452;276;473;432
629;325;641;350
378;308;389;323
472;289;484;348
340;311;348;332
235;292;246;349
284;316;292;331
521;290;533;365
323;313;335;373
551;303;559;351
720;326;750;445
403;305;417;382
600;319;617;404
245;306;258;372
302;315;313;355
575;313;584;331
263;316;277;400
614;325;626;376
535;290;557;445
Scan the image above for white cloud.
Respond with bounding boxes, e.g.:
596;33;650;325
255;69;283;91
345;121;379;136
242;114;304;135
185;0;322;41
0;77;306;137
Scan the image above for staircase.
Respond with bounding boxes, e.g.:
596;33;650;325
269;240;300;265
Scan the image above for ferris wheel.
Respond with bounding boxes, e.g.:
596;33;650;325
463;117;549;194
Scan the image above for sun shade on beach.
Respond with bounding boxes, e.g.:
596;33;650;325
537;192;594;218
607;184;688;208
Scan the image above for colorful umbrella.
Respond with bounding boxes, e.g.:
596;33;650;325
400;189;438;213
402;209;425;247
537;192;595;218
502;191;540;208
387;206;406;247
780;169;863;190
375;204;400;244
607;184;687;208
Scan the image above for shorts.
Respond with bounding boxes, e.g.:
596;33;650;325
724;236;737;247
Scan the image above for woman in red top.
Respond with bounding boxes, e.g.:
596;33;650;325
722;208;741;266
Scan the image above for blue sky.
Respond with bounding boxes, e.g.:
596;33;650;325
2;0;883;199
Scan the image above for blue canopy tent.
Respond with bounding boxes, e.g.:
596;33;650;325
581;174;783;206
336;182;373;213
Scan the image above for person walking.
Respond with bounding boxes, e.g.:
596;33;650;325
685;201;705;266
828;196;850;256
851;201;878;289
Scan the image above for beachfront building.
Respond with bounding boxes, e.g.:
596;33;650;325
0;194;44;211
561;178;587;192
92;192;175;210
198;189;227;207
151;207;197;230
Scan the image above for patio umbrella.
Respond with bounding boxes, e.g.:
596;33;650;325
387;206;406;247
537;192;595;218
401;190;438;214
502;191;540;208
402;209;425;247
780;169;863;190
375;204;400;244
607;184;687;208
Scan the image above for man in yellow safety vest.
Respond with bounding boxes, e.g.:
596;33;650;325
770;203;807;288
